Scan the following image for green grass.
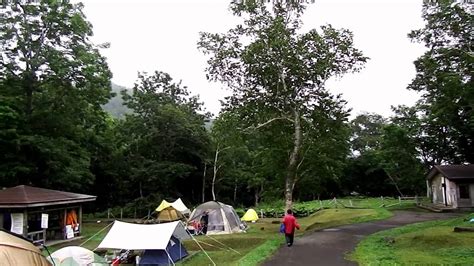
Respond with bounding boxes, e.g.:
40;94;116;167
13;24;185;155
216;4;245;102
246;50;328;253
349;214;474;265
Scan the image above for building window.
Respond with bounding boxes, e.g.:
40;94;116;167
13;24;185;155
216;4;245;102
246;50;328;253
459;184;470;199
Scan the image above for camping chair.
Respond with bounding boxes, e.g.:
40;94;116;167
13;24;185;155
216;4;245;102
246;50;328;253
188;220;204;236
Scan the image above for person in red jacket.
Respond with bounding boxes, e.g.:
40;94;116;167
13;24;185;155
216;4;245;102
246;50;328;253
282;209;300;247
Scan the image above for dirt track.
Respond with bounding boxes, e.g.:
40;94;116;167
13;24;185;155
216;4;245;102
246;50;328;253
262;211;461;266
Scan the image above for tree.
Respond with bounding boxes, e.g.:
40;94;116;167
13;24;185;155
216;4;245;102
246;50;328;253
199;2;367;209
119;71;210;200
0;0;112;190
408;0;473;163
350;113;386;155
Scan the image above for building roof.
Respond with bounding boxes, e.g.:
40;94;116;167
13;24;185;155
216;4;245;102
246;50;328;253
427;164;474;181
0;185;96;208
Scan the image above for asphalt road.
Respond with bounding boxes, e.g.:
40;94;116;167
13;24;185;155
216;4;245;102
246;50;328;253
262;211;461;266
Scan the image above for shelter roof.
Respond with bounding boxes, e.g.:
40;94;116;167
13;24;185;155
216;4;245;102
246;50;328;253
0;185;96;208
427;164;474;181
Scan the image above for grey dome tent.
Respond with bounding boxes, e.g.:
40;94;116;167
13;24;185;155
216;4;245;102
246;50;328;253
188;201;244;235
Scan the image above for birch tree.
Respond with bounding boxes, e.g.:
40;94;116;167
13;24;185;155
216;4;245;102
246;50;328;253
198;2;367;209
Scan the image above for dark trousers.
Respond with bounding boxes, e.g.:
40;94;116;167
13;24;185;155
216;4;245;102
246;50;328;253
285;233;294;246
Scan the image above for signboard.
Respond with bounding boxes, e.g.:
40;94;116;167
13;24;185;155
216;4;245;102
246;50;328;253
10;213;24;235
41;213;49;229
65;225;74;239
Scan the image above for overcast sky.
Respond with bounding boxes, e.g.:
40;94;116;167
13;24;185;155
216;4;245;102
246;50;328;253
76;0;426;118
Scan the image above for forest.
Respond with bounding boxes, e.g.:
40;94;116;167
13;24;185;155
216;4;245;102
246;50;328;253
0;0;472;214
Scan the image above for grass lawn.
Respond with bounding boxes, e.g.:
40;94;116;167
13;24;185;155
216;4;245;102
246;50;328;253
349;213;474;265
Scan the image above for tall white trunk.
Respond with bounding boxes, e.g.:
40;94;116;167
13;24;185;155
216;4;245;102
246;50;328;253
285;109;302;211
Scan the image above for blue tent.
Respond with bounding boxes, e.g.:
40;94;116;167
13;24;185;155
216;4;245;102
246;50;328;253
139;236;188;265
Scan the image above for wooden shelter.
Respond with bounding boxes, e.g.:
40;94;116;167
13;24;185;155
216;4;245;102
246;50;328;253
427;164;474;208
0;185;96;245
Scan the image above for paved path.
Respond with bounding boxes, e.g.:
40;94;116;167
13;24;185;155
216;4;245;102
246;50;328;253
262;211;461;266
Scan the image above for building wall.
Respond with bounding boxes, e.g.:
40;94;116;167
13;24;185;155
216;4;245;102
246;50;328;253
431;174;444;205
431;174;457;206
471;184;474;206
446;178;457;208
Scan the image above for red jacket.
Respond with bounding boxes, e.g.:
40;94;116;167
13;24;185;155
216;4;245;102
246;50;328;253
282;214;300;234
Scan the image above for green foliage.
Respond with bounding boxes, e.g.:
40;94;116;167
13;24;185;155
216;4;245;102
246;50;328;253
408;0;474;163
117;71;211;201
0;0;112;191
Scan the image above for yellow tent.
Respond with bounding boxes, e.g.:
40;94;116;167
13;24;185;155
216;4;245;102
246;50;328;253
157;206;185;222
241;209;259;222
0;230;51;266
156;198;191;216
156;200;172;212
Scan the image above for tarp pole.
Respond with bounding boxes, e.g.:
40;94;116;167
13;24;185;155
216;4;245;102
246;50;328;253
80;221;114;249
181;222;215;266
165;249;175;266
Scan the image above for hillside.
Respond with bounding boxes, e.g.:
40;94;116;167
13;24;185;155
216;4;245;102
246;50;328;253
102;83;131;118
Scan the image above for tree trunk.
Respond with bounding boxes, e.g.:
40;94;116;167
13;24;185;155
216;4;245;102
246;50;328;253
212;146;219;201
255;189;259;207
202;162;207;203
255;181;264;206
285;109;302;211
233;177;237;203
139;181;143;198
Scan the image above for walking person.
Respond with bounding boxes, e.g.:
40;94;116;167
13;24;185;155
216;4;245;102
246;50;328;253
282;209;300;247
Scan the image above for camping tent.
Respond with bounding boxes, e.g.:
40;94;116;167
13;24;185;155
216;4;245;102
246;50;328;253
138;235;188;266
188;201;244;235
0;230;51;266
97;220;189;265
48;246;106;266
157;206;185;222
241;209;259;222
156;198;191;216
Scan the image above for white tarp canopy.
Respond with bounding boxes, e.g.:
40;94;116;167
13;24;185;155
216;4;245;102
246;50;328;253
97;220;189;250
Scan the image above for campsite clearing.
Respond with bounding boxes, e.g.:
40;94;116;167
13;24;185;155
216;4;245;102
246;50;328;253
180;208;391;266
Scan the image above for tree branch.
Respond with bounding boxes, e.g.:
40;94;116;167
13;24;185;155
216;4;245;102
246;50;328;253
245;116;294;131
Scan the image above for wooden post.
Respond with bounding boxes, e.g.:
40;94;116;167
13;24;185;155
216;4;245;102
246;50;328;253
350;200;353;207
107;209;110;219
64;208;67;239
120;208;123;219
22;209;28;238
399;196;401;205
134;207;137;219
319;200;323;208
78;206;83;235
